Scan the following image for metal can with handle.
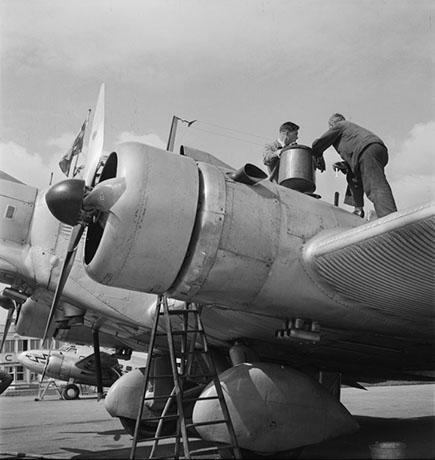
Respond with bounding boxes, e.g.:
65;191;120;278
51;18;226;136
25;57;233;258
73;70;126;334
278;144;316;193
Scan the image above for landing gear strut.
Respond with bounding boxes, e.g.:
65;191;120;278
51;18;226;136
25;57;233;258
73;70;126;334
92;328;104;399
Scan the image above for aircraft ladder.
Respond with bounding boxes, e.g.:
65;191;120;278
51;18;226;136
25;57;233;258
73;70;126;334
35;379;64;401
130;294;241;459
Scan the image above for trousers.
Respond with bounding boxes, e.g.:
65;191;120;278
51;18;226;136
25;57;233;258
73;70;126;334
344;143;396;218
344;172;364;208
359;143;397;217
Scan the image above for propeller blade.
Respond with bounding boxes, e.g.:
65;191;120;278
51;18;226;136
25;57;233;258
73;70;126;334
83;177;126;213
15;302;22;324
42;224;85;343
84;83;105;187
67;223;86;252
0;307;14;353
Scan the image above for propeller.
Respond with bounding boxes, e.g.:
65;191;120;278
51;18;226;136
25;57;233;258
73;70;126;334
84;83;105;187
42;83;106;343
0;296;15;353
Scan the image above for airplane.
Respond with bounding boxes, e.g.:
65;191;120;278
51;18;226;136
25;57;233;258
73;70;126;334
2;83;434;457
17;344;147;399
18;344;121;400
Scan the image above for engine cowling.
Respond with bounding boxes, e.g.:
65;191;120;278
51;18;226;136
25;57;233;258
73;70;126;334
192;363;358;453
84;143;200;293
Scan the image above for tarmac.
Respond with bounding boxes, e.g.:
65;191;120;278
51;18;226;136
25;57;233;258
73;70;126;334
0;383;434;459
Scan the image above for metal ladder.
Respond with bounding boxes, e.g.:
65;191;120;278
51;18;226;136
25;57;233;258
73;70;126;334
35;378;64;401
130;295;241;459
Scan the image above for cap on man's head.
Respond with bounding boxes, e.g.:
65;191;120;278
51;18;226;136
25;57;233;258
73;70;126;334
279;121;299;132
328;113;346;127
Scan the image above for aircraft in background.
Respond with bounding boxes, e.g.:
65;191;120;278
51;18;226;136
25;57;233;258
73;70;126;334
17;344;147;399
2;84;434;456
18;344;121;399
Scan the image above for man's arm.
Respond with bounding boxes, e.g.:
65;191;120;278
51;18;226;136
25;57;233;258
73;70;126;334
263;140;282;166
311;127;341;172
311;127;340;157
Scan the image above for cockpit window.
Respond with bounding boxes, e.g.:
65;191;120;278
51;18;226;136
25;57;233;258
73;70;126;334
59;344;77;353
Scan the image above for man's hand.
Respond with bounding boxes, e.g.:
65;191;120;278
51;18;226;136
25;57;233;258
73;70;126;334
314;156;326;172
332;161;350;174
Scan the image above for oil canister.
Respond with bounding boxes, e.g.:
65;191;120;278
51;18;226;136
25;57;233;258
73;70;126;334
278;144;316;193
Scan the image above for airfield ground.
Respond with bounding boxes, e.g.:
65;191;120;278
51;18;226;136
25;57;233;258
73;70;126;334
0;384;434;459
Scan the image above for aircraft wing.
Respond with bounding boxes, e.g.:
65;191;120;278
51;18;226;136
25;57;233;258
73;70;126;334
193;201;435;381
303;201;434;330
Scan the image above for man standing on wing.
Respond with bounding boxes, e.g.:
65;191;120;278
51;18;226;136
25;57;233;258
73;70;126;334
312;113;397;218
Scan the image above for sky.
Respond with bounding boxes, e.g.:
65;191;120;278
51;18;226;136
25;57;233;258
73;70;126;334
1;1;434;324
1;0;434;213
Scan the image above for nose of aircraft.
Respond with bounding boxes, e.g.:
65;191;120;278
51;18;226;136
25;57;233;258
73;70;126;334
16;350;47;372
17;351;29;365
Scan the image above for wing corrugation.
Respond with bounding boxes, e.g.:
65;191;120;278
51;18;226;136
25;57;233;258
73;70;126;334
305;204;435;327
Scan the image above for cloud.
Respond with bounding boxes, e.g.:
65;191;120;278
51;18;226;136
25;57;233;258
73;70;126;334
389;121;435;209
3;0;430;91
47;133;77;151
390;121;435;177
0;141;61;189
0;128;166;191
116;131;166;149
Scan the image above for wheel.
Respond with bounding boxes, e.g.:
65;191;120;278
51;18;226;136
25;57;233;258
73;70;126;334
62;383;80;400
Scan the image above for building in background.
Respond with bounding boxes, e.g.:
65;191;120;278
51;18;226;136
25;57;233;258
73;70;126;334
0;323;63;393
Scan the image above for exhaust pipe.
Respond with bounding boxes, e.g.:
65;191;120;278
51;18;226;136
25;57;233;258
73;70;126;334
229;164;267;185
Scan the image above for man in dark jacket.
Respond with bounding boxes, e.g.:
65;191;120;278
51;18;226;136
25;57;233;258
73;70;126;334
312;114;397;218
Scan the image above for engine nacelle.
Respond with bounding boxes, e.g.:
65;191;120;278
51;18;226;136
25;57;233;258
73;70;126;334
84;143;200;293
84;142;360;312
192;363;358;453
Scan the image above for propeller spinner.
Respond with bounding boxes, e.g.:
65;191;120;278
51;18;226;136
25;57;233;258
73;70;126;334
45;179;86;227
